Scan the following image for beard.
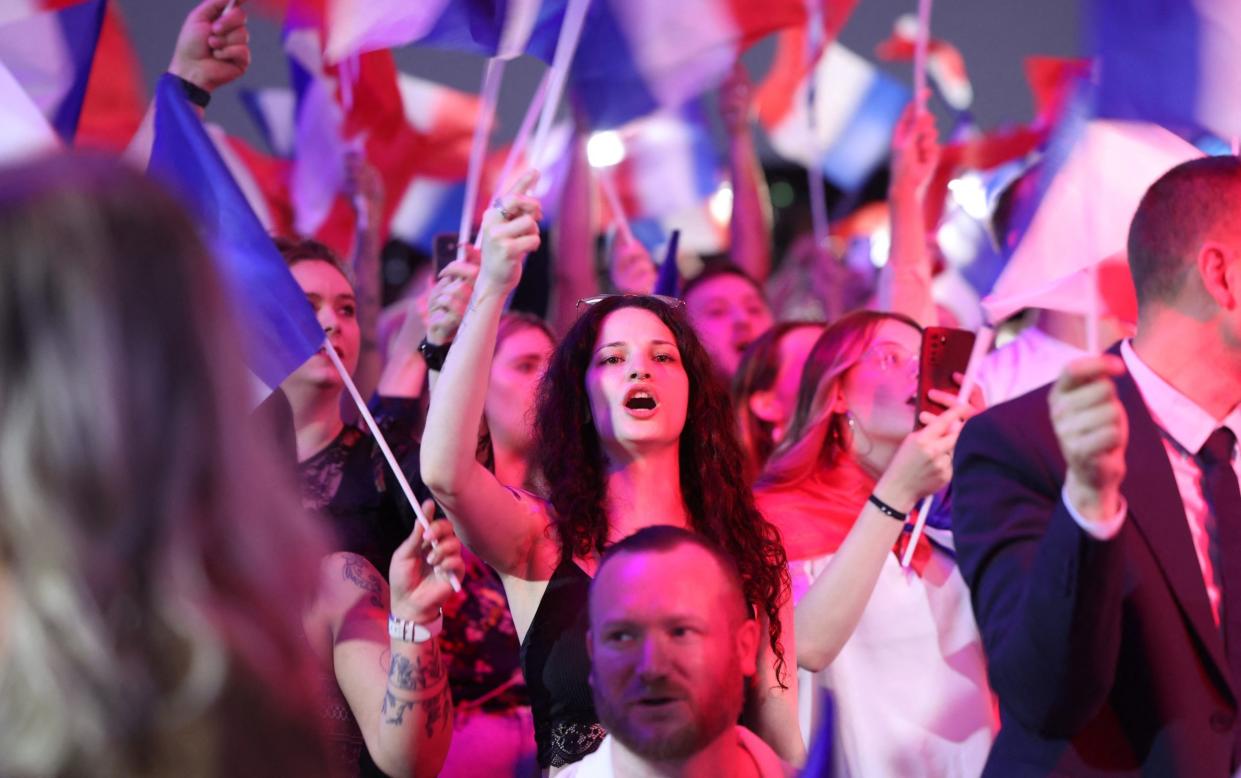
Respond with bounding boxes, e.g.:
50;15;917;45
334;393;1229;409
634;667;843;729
593;675;744;762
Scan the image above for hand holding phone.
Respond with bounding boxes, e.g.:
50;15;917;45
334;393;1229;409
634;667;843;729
914;327;976;429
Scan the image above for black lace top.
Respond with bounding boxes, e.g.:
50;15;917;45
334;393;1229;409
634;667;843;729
297;397;427;577
520;557;606;768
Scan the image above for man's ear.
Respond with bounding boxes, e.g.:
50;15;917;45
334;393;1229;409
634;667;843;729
736;618;760;677
748;390;782;424
1198;240;1239;311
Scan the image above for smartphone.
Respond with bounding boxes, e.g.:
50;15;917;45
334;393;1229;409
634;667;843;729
433;233;459;273
915;327;976;428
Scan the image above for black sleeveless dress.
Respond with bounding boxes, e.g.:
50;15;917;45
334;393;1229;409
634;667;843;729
519;557;607;769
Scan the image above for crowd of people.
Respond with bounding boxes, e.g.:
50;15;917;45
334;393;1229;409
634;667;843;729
2;2;1241;777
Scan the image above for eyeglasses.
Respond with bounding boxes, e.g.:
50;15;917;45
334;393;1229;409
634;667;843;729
576;294;685;310
858;343;918;374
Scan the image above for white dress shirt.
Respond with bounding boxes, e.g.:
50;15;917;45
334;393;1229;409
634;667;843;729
1064;340;1241;626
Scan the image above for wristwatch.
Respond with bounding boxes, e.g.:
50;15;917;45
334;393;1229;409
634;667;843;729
417;337;452;371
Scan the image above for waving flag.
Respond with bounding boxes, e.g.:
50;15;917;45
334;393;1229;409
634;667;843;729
75;2;145;151
757;33;911;191
0;59;60;164
876;14;973;111
323;0;847;129
981;120;1201;323
597;100;722;223
0;0;104;142
149;74;323;395
1091;0;1241;140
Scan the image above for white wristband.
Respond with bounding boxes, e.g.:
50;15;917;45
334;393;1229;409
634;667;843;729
388;612;444;643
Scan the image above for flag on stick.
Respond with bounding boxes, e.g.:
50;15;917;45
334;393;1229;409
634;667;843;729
148;74;323;396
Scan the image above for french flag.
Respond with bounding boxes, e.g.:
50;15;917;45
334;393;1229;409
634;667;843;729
982;119;1202;324
757;31;911;192
1091;0;1241;140
242;69;497;252
74;1;146;151
875;14;973;112
0;0;104;142
148;73;323;397
599;100;722;224
0;59;60;164
322;0;829;129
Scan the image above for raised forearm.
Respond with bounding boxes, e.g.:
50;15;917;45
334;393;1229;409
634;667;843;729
420;286;506;496
550;133;598;333
350;212;385;401
375;639;453;778
880;190;936;327
728;127;773;282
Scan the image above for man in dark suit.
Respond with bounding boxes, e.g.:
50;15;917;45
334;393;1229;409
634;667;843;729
952;155;1241;776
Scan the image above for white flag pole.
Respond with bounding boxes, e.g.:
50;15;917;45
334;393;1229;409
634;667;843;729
901;326;994;568
912;0;934;111
323;337;462;592
526;0;592;169
803;0;830;254
474;70;553;249
458;58;507;260
597;166;635;244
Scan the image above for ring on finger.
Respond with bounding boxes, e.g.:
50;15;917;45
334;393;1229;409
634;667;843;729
499;205;516;221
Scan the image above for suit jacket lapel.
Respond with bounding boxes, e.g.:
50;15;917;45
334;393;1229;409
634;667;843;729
1114;366;1233;699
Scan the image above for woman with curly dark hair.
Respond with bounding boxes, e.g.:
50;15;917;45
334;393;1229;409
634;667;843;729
421;173;801;773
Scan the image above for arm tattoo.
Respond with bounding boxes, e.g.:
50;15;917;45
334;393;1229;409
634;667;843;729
388;641;445;691
382;683;452;737
341;553;384;608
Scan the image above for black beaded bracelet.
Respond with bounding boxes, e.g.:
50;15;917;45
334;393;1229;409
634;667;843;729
174;75;211;109
868;493;909;522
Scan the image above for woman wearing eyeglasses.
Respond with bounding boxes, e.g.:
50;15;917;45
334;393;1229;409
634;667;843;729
421;172;802;773
754;311;996;777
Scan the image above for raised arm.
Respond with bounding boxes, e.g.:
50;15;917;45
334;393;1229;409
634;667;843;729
345;153;386;401
549;125;600;335
419;172;556;580
795;402;966;671
721;63;773;283
126;0;251;165
305;516;465;778
877;100;939;327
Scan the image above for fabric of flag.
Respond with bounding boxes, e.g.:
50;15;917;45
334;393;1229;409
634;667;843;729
323;0;849;129
283;1;483;254
242;68;499;252
0;0;104;142
1090;0;1241;140
0;59;60;164
602;100;722;224
1024;56;1091;130
148;73;324;394
0;0;91;27
981;119;1202;324
757;33;911;192
73;1;145;151
875;14;973;111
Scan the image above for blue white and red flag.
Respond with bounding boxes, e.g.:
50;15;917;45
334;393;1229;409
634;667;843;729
0;0;104;142
148;74;323;396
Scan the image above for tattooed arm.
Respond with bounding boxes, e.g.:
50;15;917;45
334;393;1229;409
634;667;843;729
306;513;465;778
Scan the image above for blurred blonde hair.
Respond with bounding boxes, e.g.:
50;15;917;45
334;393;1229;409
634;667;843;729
759;311;920;488
0;154;331;777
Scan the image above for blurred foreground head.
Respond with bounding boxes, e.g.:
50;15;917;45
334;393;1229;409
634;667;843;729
0;153;330;777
